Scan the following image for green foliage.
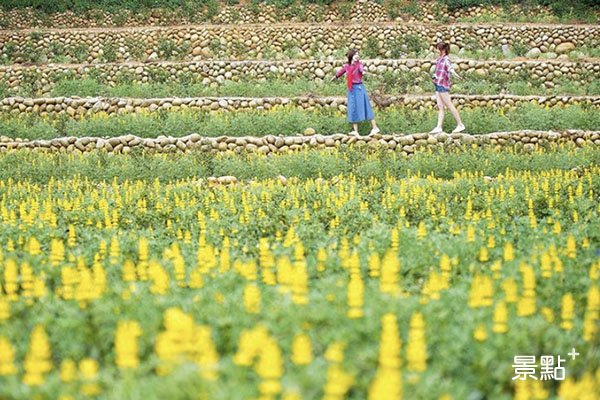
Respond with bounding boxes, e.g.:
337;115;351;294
11;73;598;99
157;38;187;60
0;81;9;98
363;37;381;59
401;34;426;55
511;39;529;57
73;42;90;63
21;40;43;63
29;30;43;41
0;0;597;24
209;39;221;54
0;0;214;14
282;39;300;53
2;103;599;140
101;39;119;62
229;40;247;58
0;144;598;182
204;0;220;19
125;38;147;60
112;9;129;26
1;41;18;64
49;40;65;58
400;0;420;14
375;70;423;94
337;2;352;19
147;67;172;84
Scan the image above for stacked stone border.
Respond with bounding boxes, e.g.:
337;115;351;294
2;59;597;93
1;131;598;155
1;23;597;64
0;2;566;29
2;94;599;117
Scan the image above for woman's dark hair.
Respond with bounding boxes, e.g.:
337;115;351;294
436;42;450;56
347;49;358;65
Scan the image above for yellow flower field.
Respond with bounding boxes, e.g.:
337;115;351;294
0;147;599;399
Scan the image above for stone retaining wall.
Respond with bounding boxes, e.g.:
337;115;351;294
2;95;598;117
0;1;386;28
0;2;561;29
1;131;598;155
2;59;597;94
1;23;597;64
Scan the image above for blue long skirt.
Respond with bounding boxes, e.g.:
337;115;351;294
347;83;375;123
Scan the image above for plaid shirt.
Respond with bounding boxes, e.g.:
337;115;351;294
432;55;454;89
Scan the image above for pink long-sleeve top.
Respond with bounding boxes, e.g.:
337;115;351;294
335;62;364;84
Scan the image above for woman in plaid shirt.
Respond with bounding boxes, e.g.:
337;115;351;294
430;42;466;134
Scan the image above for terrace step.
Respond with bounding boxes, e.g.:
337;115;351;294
1;22;597;65
0;2;581;29
2;94;598;117
2;59;597;94
4;21;600;34
1;130;598;155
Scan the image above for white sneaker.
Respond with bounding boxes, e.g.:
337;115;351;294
348;131;359;136
369;127;380;136
429;127;443;134
452;125;466;133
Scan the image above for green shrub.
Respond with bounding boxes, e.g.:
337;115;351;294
399;0;420;17
337;2;352;19
362;37;381;59
204;0;220;20
112;9;129;26
101;39;119;62
209;39;222;53
73;43;90;63
388;37;405;58
20;69;44;96
49;40;65;61
125;38;147;60
2;41;18;63
21;40;43;63
27;74;600;99
402;34;426;55
511;39;528;57
115;70;138;85
230;40;248;58
157;39;178;59
148;67;172;84
29;31;43;41
2;103;600;140
0;81;9;98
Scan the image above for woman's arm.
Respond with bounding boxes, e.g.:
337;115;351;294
448;61;462;80
333;65;347;80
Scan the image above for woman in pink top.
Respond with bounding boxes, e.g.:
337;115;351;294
430;42;465;134
332;49;380;136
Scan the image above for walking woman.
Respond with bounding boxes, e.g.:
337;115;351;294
332;49;380;136
430;42;465;134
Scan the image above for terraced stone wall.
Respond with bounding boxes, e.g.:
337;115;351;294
2;59;597;94
0;2;565;28
1;24;596;64
1;130;598;155
2;95;599;117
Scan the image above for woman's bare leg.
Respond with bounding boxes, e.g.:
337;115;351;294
370;119;378;129
353;123;359;132
435;92;445;129
440;92;463;126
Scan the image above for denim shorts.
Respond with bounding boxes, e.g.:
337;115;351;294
434;84;449;93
